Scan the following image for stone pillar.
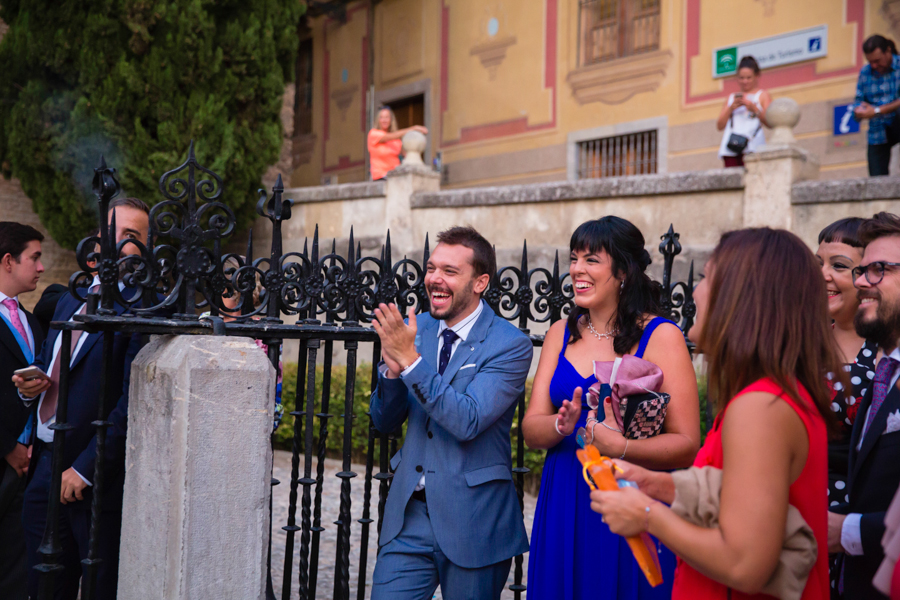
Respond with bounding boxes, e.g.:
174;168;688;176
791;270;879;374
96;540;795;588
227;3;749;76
385;131;440;255
742;98;819;230
118;335;275;600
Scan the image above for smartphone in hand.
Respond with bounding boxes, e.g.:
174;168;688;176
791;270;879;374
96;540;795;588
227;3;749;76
13;366;50;381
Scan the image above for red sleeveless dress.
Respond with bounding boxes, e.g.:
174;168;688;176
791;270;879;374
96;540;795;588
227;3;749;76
671;378;829;600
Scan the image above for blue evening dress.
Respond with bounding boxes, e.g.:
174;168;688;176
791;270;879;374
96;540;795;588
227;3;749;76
527;317;677;600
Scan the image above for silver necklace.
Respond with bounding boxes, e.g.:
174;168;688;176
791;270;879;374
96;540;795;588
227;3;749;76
587;318;616;341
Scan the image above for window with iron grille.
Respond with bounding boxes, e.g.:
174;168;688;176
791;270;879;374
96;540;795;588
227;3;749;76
577;130;657;179
579;0;661;65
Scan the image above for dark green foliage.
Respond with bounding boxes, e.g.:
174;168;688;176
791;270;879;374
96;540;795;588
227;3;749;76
0;0;303;249
277;362;387;465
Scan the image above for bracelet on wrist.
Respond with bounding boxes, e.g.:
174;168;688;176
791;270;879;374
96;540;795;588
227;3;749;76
644;502;655;532
619;438;629;460
600;421;623;434
400;354;420;372
554;419;566;437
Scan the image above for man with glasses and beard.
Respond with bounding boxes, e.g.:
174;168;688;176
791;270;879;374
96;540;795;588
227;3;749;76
368;226;532;600
829;211;900;598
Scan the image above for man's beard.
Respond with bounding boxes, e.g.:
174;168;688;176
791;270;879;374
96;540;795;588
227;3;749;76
428;278;476;323
855;291;900;349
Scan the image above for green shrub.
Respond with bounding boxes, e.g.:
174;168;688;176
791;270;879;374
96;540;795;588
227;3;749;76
275;363;707;496
0;0;303;249
277;362;387;465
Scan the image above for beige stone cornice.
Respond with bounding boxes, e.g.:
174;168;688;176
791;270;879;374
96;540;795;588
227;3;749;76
566;49;673;105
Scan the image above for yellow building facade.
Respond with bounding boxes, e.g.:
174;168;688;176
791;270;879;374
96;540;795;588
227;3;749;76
291;0;898;189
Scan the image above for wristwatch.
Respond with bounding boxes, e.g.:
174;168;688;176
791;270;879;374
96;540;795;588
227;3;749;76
875;106;882;115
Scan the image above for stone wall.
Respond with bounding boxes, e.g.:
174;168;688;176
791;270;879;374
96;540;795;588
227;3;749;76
792;176;900;247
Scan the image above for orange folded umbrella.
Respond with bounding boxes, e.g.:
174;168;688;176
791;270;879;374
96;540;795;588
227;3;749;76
576;445;663;587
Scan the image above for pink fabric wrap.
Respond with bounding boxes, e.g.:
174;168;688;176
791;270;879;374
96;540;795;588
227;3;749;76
587;355;664;430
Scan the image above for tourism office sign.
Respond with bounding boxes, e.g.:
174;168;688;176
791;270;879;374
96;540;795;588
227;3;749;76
713;25;828;78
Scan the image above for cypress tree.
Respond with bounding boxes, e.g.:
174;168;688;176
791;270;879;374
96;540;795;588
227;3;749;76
0;0;303;249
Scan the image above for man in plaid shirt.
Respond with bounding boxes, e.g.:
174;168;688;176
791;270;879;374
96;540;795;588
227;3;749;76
854;35;900;176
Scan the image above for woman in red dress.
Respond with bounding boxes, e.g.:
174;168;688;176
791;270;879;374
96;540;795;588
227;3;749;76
590;228;837;600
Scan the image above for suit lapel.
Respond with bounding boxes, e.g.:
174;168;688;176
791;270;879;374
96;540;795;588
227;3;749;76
847;389;868;484
440;304;494;383
416;316;439;371
24;310;45;350
48;293;82;368
852;385;900;483
69;286;133;369
0;317;28;365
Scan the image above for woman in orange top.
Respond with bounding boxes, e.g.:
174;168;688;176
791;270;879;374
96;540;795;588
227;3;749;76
590;228;836;600
367;107;428;180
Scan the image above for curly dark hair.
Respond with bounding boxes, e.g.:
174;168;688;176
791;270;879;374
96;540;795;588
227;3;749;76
566;216;662;354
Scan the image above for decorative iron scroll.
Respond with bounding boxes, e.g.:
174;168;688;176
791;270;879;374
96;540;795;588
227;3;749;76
54;145;699;600
71;145;695;336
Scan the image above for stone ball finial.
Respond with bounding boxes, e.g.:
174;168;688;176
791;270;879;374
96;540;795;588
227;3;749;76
401;130;427;165
766;97;801;145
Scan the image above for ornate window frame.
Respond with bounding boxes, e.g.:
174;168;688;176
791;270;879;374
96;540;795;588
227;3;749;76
566;116;668;181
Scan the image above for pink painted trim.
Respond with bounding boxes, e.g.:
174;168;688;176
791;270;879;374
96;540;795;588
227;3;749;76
439;0;557;147
684;0;865;105
441;2;450;115
361;33;369;132
322;2;370;172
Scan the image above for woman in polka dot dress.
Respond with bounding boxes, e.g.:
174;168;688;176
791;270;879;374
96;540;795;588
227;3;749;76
816;218;879;598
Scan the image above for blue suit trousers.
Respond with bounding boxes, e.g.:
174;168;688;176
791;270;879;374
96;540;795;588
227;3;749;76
371;497;512;600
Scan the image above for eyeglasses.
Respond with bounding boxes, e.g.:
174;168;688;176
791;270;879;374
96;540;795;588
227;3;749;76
852;261;900;285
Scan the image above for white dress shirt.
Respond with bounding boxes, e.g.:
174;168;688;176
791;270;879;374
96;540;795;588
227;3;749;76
0;291;35;354
26;277;114;486
842;346;900;555
390;300;485;491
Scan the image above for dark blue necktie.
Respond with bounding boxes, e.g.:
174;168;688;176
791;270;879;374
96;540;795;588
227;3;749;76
438;329;459;375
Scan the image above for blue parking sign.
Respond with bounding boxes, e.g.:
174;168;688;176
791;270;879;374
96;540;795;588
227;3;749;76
833;103;860;136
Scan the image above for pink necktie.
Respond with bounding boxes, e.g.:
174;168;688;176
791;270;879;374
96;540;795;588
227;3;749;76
2;298;30;353
39;289;96;424
865;356;900;436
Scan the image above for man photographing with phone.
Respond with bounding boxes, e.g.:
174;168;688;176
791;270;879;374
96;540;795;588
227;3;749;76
0;221;46;600
12;198;150;600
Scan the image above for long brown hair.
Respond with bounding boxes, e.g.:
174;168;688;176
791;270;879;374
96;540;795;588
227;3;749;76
699;228;841;428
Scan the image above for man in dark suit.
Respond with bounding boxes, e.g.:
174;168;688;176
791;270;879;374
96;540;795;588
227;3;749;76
369;227;532;600
13;198;150;600
0;222;46;600
829;211;900;598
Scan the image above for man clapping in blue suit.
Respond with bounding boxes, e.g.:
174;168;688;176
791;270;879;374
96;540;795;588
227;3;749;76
370;226;533;600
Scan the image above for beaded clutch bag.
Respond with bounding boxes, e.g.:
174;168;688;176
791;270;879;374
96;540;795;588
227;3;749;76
587;355;669;440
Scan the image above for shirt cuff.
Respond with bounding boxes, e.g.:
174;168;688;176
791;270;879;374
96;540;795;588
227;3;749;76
841;513;863;556
73;469;93;487
400;356;422;378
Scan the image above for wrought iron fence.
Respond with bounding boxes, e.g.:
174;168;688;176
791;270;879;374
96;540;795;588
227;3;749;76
35;143;695;600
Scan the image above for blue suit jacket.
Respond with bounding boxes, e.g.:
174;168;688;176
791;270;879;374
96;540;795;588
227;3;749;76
26;290;143;512
370;304;533;568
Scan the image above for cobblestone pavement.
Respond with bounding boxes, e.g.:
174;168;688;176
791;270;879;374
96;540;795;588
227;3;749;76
270;450;536;599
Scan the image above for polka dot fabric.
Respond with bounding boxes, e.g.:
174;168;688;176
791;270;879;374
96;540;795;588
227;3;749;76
827;339;877;596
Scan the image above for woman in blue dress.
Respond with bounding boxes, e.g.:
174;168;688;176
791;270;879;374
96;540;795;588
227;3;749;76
523;216;700;599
